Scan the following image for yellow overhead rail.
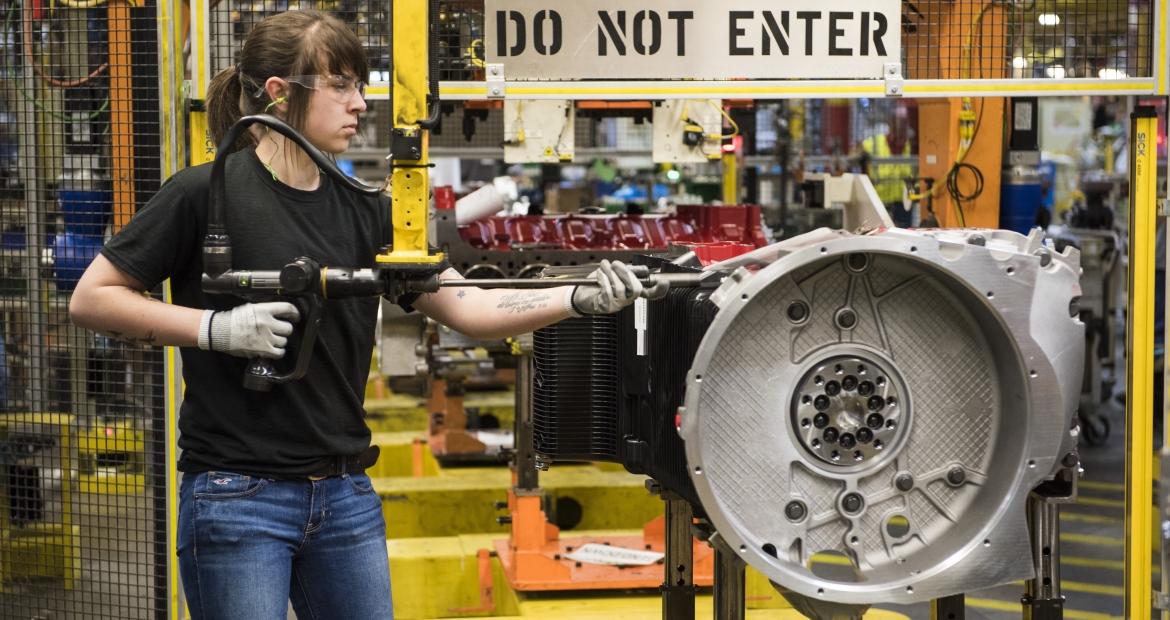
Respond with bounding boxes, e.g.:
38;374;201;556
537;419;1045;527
361;78;1161;101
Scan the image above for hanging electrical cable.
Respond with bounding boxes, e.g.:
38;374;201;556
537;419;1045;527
18;0;139;88
4;4;110;120
467;38;485;69
907;0;1004;227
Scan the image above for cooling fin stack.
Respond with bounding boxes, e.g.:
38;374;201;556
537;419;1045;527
532;314;619;461
532;262;718;508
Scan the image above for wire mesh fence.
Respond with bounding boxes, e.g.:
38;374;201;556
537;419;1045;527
0;0;167;619
904;0;1149;80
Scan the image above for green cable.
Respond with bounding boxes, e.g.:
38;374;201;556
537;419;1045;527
3;4;110;122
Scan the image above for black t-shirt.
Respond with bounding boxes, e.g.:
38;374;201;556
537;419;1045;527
102;149;435;478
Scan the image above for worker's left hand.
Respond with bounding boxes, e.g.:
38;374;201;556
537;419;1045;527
570;260;643;315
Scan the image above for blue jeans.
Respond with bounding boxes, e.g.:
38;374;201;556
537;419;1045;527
177;471;393;620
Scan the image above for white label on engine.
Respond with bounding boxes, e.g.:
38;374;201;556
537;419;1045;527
564;542;663;566
635;298;647;356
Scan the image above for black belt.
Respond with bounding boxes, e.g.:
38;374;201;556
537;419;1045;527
309;445;380;479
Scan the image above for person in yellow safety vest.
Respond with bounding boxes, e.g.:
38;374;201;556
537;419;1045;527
861;122;914;226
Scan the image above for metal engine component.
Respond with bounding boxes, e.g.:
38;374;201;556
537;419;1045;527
679;228;1083;604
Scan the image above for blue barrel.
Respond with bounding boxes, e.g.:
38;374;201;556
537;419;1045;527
1000;166;1043;235
54;233;103;291
58;164;112;236
59;188;112;236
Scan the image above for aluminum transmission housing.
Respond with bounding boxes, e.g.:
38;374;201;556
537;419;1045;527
679;227;1083;605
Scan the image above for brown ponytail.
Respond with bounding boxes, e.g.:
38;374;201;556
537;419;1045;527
207;66;256;154
205;10;369;155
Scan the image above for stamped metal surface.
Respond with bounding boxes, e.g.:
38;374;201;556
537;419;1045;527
679;228;1084;605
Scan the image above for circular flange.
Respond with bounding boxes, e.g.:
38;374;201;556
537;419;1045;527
791;354;910;470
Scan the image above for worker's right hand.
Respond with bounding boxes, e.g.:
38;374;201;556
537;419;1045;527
198;302;301;359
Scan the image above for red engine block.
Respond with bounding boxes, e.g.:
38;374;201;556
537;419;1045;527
441;194;767;255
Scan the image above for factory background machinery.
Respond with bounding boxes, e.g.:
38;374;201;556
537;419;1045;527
0;0;1159;618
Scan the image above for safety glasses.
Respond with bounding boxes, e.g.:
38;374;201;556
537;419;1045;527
254;75;367;104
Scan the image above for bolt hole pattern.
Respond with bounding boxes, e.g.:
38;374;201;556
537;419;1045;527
795;355;906;467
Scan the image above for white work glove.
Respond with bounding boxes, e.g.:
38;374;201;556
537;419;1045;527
197;302;300;359
642;277;670;301
567;260;645;316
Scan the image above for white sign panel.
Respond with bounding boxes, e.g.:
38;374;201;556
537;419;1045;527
564;543;664;566
486;0;900;80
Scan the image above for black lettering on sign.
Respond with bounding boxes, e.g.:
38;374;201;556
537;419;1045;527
668;11;693;55
872;12;888;56
860;12;869;55
598;11;627;56
761;11;789;56
497;11;507;56
534;10;562;55
829;12;852;56
634;10;661;55
496;11;526;56
729;11;753;56
796;12;821;56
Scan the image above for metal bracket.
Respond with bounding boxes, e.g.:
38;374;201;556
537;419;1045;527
1008;150;1042;167
884;63;904;97
1160;199;1170;217
487;63;506;99
1155;591;1170;611
1020;594;1064;619
391;127;423;161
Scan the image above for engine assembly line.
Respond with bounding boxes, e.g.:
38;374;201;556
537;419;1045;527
0;0;1163;619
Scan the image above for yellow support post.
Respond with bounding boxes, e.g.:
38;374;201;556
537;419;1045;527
722;152;737;205
188;0;214;165
1126;106;1157;620
378;0;443;264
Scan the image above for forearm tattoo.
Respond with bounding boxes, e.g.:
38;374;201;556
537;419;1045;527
104;330;157;345
496;291;551;314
